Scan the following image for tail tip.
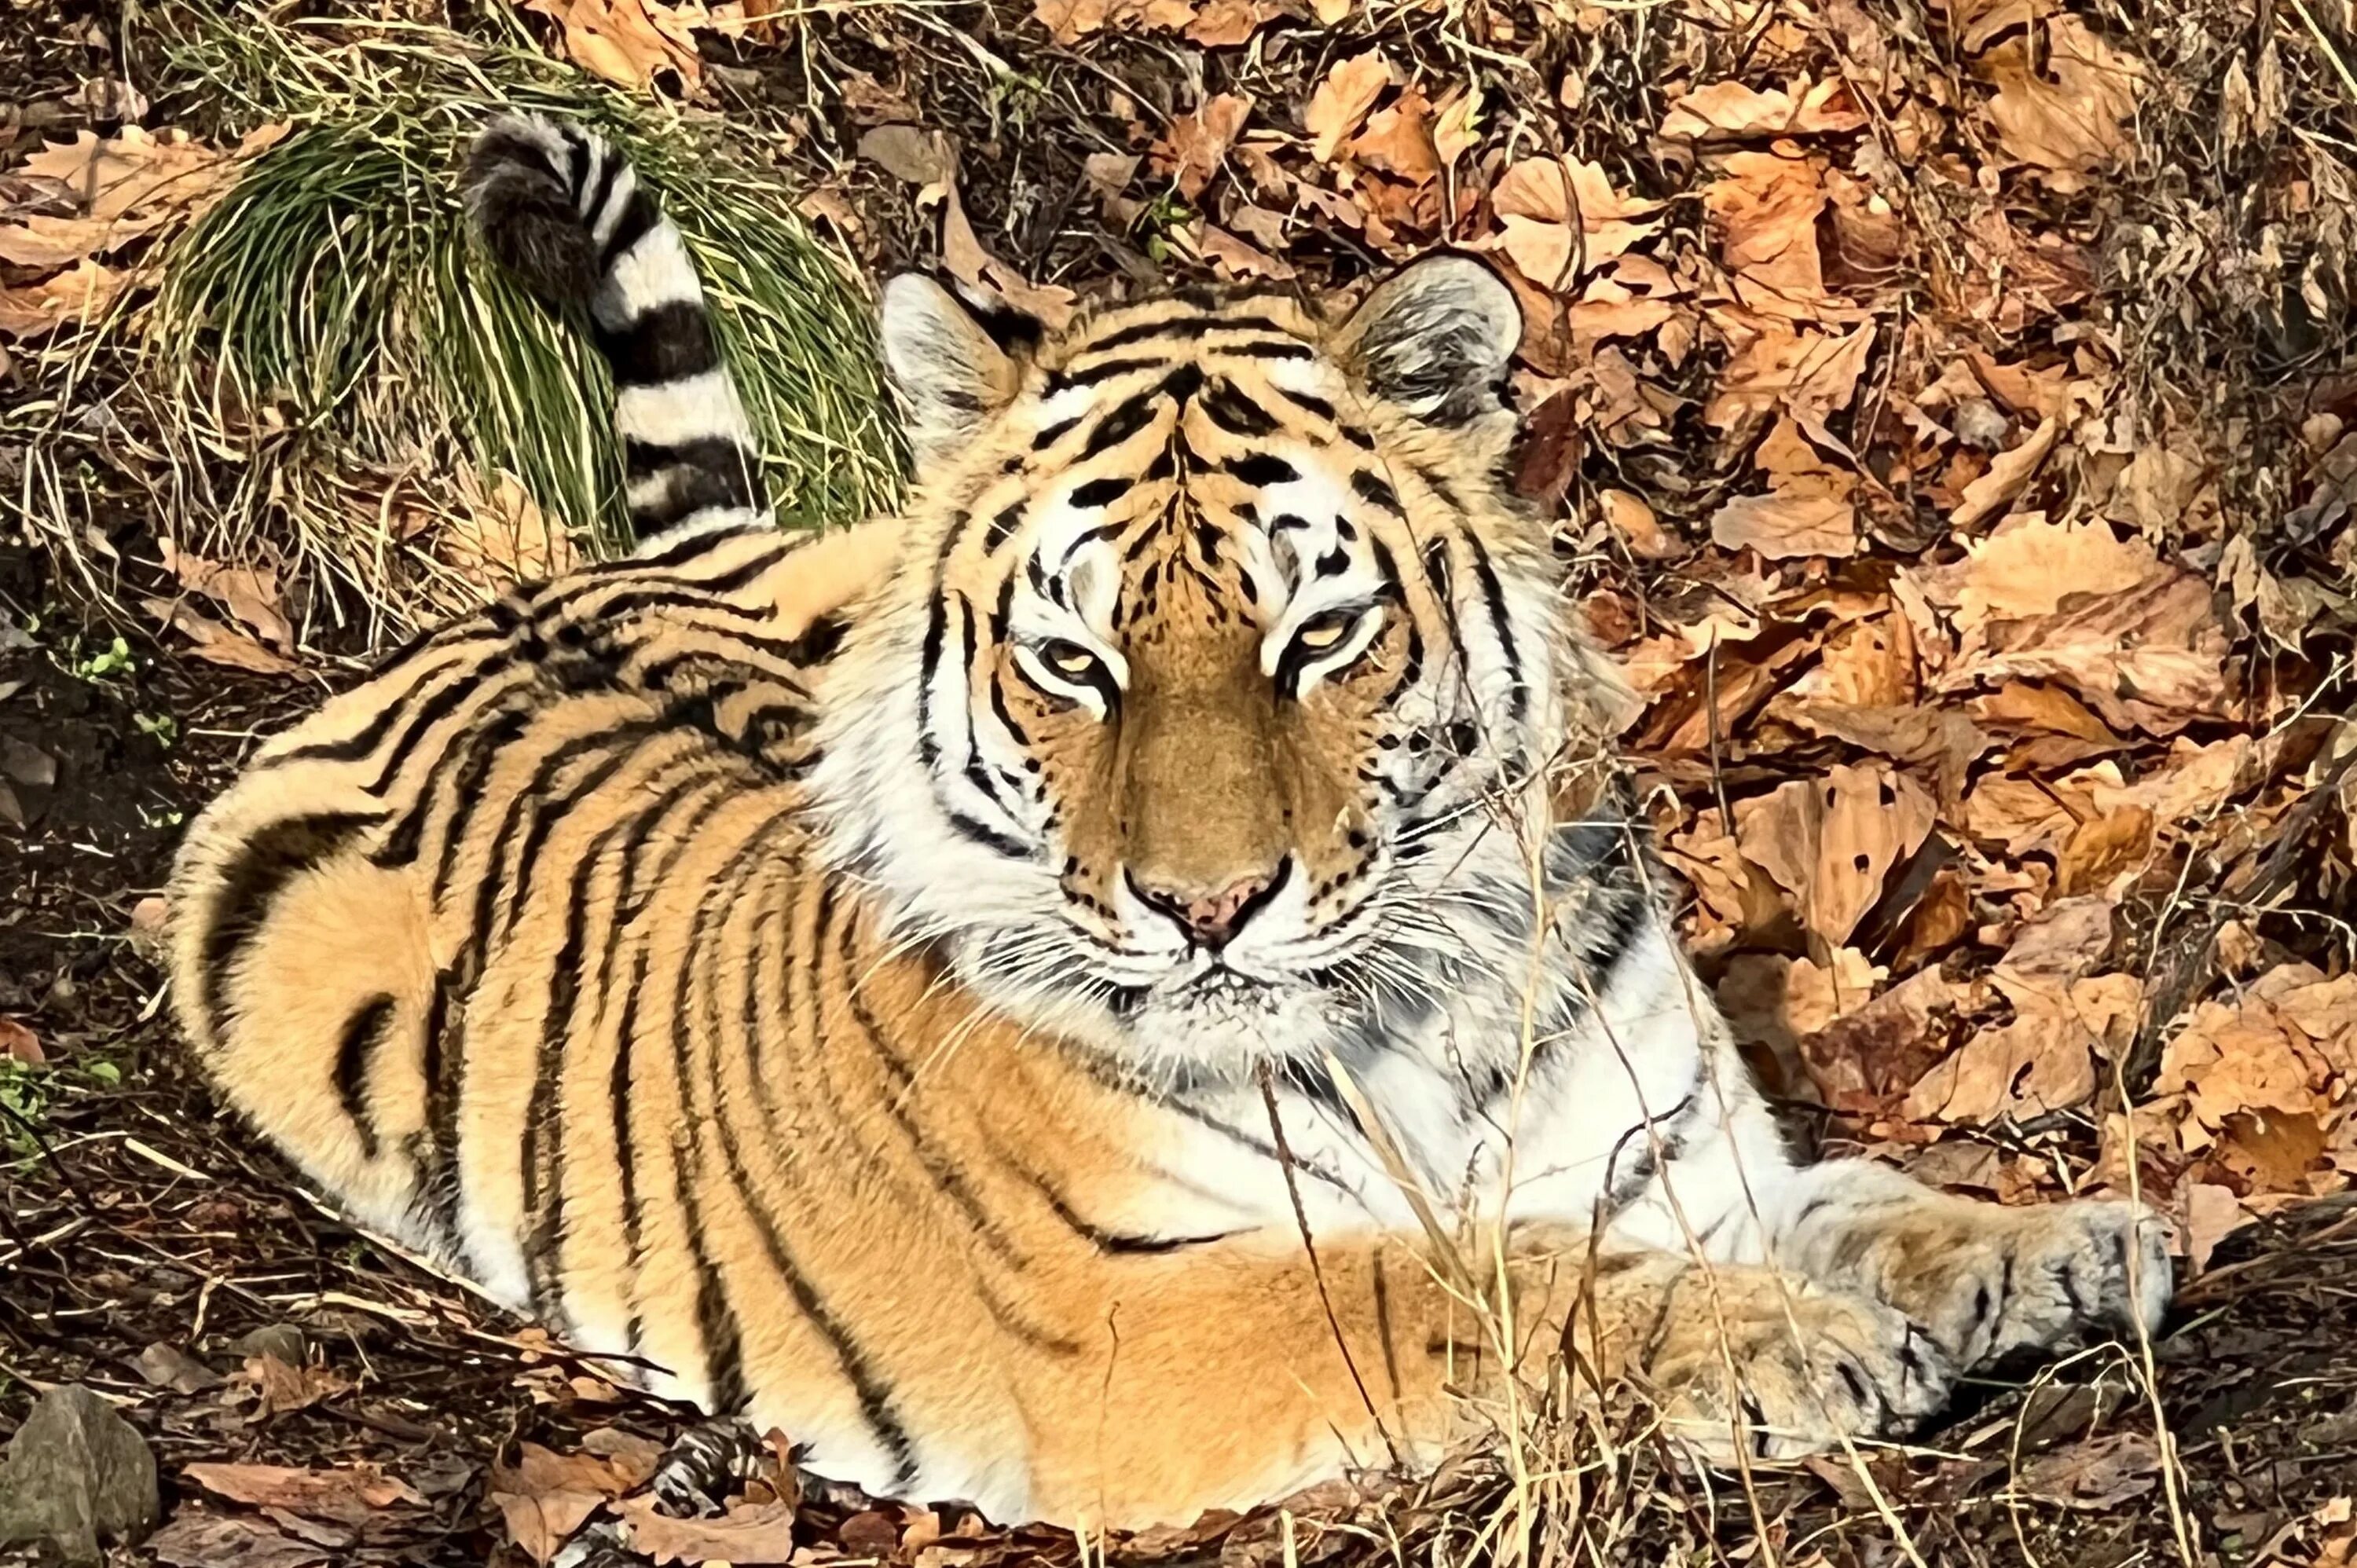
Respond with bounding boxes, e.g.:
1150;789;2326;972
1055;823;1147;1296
464;113;600;305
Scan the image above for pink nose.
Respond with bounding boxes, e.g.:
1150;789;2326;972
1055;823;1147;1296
1128;863;1287;947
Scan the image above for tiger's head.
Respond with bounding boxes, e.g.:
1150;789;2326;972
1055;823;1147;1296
814;256;1626;1085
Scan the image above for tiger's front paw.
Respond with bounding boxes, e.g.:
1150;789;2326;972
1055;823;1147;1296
1919;1199;2172;1368
1652;1282;1953;1464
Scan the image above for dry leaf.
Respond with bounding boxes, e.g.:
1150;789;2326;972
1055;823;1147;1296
1307;52;1395;163
2018;1433;2161;1510
437;471;581;589
1185;0;1283;45
159;539;292;652
1710;489;1858;559
1985;16;2146;185
182;1464;425;1526
1948;569;2232;733
148;1514;328;1568
1032;0;1196;45
1600;489;1683;560
0;258;126;339
937;183;1077;328
1348;82;1439;184
0;1017;42;1065
858;124;955;187
1948;416;2062;528
1736;764;1935;948
489;1436;663;1566
1158;93;1252;200
1662;78;1869;141
1187;222;1296;280
522;0;708;92
236;1354;352;1420
616;1495;801;1565
1704;152;1828;305
141;598;300;676
1491;157;1662;225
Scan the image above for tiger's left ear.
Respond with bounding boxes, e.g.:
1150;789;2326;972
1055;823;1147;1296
879;274;1036;474
1332;253;1521;426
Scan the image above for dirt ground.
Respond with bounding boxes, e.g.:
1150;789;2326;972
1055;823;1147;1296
6;0;2357;1563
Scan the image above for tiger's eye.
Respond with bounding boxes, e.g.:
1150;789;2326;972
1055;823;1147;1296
1294;613;1353;652
1046;641;1100;677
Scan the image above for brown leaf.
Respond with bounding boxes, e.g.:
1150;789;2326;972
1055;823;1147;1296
1703;151;1827;305
1662;78;1868;141
182;1464;425;1526
0;258;127;339
0;1017;41;1065
1307;52;1395;163
1710;488;1858;559
1184;0;1282;46
148;1513;328;1568
159;539;291;652
1984;16;2145;186
1491;157;1662;225
2017;1434;2161;1510
1600;489;1683;561
236;1354;350;1420
1187;222;1294;280
488;1434;662;1566
1948;570;2231;734
491;1487;603;1566
858;124;955;187
1736;763;1935;949
141;599;299;677
1948;415;2062;528
1347;82;1439;184
937;184;1077;328
616;1495;800;1565
521;0;706;92
436;471;580;590
1032;0;1194;44
1157;93;1252;201
1904;1009;2096;1123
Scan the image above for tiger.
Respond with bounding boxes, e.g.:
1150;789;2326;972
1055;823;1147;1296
167;114;2172;1531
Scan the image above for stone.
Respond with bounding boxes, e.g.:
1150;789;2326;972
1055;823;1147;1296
0;1383;161;1563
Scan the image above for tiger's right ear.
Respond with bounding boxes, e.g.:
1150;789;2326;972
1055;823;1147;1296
879;274;1032;473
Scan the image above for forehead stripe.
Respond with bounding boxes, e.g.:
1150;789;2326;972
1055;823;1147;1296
1075;313;1305;357
1223;453;1297;486
1351;471;1404;515
1198;380;1278;437
1043;356;1164;394
1069;476;1129;509
982;501;1025;553
1079;391;1160;460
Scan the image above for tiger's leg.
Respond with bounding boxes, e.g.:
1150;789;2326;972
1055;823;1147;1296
1011;1233;1952;1523
1772;1157;2172;1372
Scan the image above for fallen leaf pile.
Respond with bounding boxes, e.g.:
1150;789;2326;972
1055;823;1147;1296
0;122;281;342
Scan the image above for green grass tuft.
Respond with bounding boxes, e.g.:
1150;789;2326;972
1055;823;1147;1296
23;5;903;647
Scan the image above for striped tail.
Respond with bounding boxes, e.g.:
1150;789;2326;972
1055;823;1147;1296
463;115;768;544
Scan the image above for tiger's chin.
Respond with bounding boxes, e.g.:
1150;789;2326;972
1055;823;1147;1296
1116;969;1358;1082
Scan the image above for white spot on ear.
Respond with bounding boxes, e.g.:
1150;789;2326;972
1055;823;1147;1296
879;274;1020;471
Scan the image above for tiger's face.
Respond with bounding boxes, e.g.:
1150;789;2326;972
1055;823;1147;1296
816;258;1596;1083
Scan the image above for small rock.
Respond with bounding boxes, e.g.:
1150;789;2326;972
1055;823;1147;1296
229;1324;306;1365
0;1383;161;1564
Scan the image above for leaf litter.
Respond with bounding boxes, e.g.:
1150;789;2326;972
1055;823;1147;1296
7;0;2357;1562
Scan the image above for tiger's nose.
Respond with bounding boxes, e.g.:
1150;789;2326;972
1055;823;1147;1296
1127;859;1290;948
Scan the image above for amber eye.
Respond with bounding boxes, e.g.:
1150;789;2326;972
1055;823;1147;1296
1292;610;1357;654
1043;639;1103;680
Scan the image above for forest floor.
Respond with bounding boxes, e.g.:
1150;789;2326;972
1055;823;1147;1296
5;0;2357;1563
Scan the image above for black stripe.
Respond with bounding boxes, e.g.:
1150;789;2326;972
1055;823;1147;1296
198;811;385;1042
498;727;669;941
611;945;651;1357
420;965;467;1244
1079;390;1160;460
332;995;397;1162
1460;532;1528;723
579;141;623;231
682;837;919;1488
1042;355;1161;394
378;703;530;871
632;460;761;534
915;595;948;770
1016;1160;1237;1254
943;809;1033;859
1032;416;1081;450
1352;470;1404;515
1222;339;1314;361
1268;387;1336;422
1225;452;1298;486
836;921;1026;1267
1198;379;1278;437
1069;476;1130;509
595;299;722;384
982;503;1025;552
597;188;662;273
